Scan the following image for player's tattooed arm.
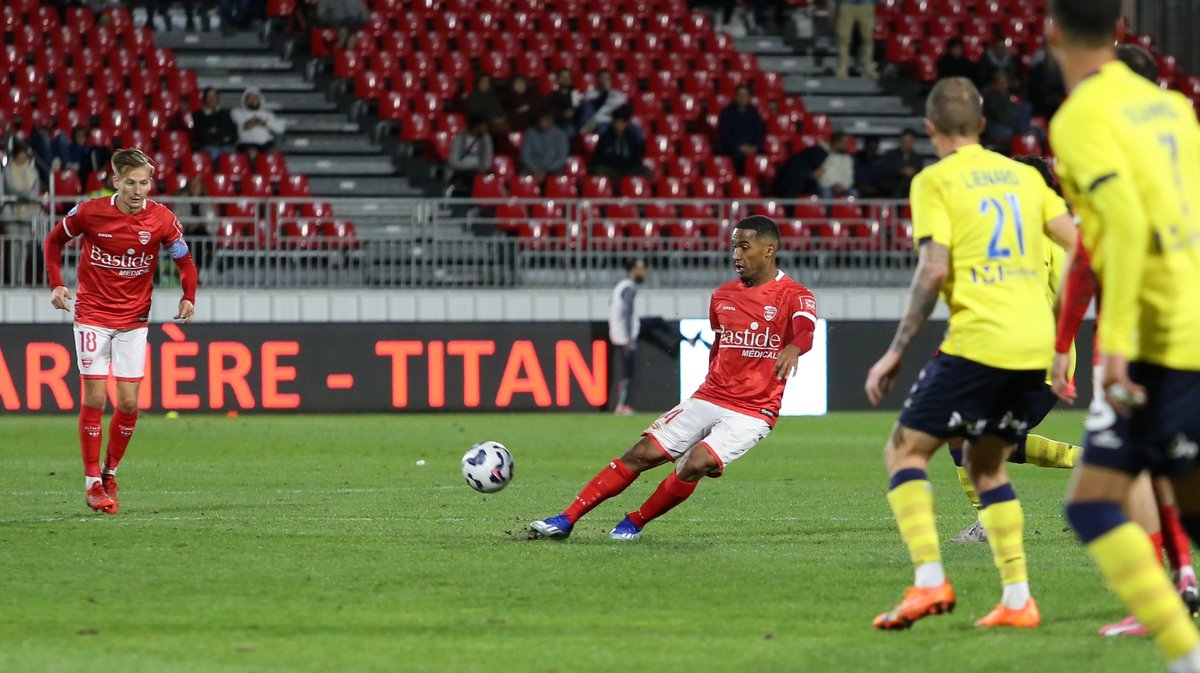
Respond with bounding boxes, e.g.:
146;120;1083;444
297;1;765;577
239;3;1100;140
889;241;948;354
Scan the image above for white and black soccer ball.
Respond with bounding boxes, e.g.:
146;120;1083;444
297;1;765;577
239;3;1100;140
461;441;514;493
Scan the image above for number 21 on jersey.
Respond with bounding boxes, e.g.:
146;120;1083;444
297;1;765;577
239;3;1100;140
981;194;1026;260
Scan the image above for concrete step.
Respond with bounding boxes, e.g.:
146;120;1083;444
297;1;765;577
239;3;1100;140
332;199;421;221
308;176;424;198
784;76;884;96
804;95;911;116
757;54;831;75
286;155;397;177
198;73;314;93
734;36;794;56
282;134;381;155
837;115;928;136
178;53;293;72
155;31;270;52
281;113;360;134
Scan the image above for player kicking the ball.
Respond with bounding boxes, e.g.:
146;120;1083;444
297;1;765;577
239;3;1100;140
44;148;198;514
530;216;816;541
864;77;1077;630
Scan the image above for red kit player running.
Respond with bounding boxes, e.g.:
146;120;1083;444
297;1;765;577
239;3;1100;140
43;149;198;514
530;216;817;541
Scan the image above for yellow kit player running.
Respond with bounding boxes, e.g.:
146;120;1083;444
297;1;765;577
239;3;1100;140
864;77;1077;630
1049;1;1200;669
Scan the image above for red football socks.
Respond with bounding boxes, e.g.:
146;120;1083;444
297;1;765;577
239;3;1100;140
1151;531;1166;567
79;404;104;478
629;471;698;528
563;458;638;523
1160;505;1194;571
104;410;138;474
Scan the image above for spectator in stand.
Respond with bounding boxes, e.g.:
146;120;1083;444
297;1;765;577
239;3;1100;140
717;84;766;173
974;35;1020;92
878;128;924;197
55;125;99;189
193;87;239;161
25;115;60;177
580;69;629;135
853;136;885;197
501;75;539;132
835;0;879;79
174;176;215;272
937;38;976;81
466;74;505;129
775;141;828;198
542;68;583;135
981;71;1035;150
3;143;42;226
231;87;286;161
590;105;652;180
1027;48;1066;120
489;114;519;158
447;115;494;195
522;111;570;182
817;132;857;198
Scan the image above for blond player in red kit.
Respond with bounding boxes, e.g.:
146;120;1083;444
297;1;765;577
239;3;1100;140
530;215;817;541
43;149;198;514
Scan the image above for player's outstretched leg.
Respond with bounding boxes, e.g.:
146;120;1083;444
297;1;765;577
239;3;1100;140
973;483;1040;628
1156;478;1200;615
531;437;666;539
1019;433;1082;469
610;470;698;541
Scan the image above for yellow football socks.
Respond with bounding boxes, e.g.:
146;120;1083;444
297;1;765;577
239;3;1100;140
979;498;1028;586
888;478;942;569
1091;523;1200;659
955;466;981;510
1023;434;1081;469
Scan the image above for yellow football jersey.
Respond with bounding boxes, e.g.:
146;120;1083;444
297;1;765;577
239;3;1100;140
911;144;1062;370
1052;60;1200;370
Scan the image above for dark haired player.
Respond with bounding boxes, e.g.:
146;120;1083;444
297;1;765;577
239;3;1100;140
530;216;817;541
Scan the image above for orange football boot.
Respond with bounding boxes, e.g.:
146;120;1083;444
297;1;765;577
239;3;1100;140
101;474;120;514
86;482;116;514
975;598;1041;628
874;582;957;630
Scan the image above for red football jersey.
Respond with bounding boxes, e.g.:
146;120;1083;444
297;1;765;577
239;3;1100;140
692;270;817;425
61;196;184;329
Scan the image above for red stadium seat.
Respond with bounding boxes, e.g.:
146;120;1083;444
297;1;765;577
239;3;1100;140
510;174;541;199
1010;133;1041;156
728;176;760;198
279;174;311;198
218;153;252;183
205;172;235;200
472;173;506;199
545;175;577;199
656;175;687;198
582;175;613;199
621;176;651;198
255;152;289;182
241;174;273;199
429;131;454;163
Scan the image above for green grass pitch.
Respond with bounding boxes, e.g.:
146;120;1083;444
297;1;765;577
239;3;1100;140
1;410;1169;672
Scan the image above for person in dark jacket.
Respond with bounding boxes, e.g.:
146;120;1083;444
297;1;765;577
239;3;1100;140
717;84;766;172
936;38;976;81
191;87;238;161
774;141;828;198
541;68;583;134
590;106;652;180
878;129;925;197
465;73;505;128
501;75;540;132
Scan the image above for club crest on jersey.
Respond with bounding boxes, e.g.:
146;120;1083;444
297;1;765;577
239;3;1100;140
763;306;777;320
138;231;151;245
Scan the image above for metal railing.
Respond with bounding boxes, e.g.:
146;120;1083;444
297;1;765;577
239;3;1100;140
1;195;918;289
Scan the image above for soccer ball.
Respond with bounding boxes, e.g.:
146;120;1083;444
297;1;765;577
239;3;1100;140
461;441;514;493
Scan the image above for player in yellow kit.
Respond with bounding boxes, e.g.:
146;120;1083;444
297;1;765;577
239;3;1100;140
864;77;1077;630
1049;1;1200;670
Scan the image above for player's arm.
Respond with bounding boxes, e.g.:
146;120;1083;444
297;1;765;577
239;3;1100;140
774;291;817;380
165;220;197;323
1052;110;1147;413
620;285;635;349
44;213;80;311
1051;242;1095;403
708;295;720;366
865;172;948;405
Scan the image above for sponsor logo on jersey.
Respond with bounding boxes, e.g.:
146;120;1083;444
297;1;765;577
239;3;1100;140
719;320;783;359
81;358;93;368
89;245;155;275
98;232;113;238
138;231;151;245
67;204;79;217
763;306;777;320
719;305;736;311
802;296;816;312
